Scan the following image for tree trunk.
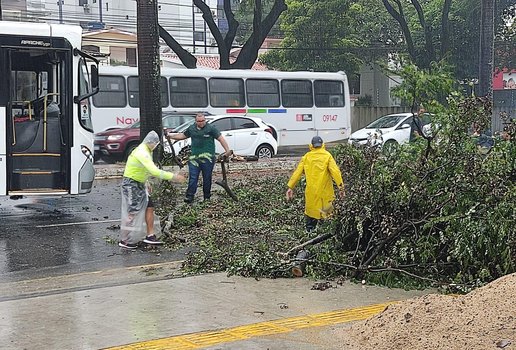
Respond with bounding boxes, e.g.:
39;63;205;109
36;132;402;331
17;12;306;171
440;0;452;57
382;0;417;63
478;0;494;97
232;0;287;69
137;0;162;148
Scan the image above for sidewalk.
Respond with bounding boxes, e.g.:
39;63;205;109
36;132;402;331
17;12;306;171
0;262;431;350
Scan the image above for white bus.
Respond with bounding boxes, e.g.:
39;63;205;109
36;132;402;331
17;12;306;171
92;66;351;148
0;21;99;197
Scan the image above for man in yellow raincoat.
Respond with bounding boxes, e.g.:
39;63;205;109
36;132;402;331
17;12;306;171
286;136;344;232
119;131;185;249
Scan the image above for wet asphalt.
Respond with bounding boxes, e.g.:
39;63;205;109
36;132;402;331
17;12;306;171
0;175;188;284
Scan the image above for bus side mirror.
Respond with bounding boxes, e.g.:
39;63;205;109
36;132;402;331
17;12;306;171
91;65;99;90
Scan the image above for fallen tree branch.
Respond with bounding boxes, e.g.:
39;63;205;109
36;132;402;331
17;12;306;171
285;232;334;256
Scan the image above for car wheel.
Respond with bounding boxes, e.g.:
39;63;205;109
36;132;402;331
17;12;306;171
101;155;117;164
382;140;399;156
255;144;274;159
124;143;138;160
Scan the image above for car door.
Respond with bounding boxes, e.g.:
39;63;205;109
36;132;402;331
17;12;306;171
210;117;235;154
229;117;262;155
388;116;413;144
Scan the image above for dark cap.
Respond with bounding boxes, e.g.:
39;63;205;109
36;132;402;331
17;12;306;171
311;136;323;147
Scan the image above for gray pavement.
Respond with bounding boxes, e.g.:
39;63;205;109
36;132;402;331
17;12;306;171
0;263;431;350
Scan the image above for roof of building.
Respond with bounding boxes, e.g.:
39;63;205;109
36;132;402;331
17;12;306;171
160;53;268;70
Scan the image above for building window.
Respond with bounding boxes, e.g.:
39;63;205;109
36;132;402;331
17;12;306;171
126;48;137;67
193;31;205;42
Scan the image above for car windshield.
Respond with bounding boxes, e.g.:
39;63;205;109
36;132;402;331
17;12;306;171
366;115;407;129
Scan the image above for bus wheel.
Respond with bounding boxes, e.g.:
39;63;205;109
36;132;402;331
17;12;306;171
255;144;274;159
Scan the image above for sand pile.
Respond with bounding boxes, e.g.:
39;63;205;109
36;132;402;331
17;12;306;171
341;273;516;349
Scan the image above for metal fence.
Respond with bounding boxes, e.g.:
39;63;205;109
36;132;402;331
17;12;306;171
351;106;411;132
351;106;514;134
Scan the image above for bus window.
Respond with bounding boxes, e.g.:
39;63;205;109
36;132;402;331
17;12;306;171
128;76;169;108
12;71;38;102
281;80;313;107
209;78;245;107
314;80;345;107
246;79;280;107
170;77;208;107
93;75;126;107
78;58;93;131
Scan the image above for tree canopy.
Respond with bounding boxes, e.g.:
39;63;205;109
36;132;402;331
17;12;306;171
259;0;363;72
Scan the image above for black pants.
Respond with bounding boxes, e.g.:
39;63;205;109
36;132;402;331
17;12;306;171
305;215;319;232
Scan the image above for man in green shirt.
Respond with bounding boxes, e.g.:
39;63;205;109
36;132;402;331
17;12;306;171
168;113;231;203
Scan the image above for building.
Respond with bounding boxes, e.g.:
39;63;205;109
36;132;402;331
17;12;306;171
1;0;222;55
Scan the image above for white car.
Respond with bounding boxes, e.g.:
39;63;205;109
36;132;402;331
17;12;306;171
348;112;432;149
165;115;278;159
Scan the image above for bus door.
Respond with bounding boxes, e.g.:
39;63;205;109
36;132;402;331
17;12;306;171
3;47;71;195
276;80;316;147
312;80;350;144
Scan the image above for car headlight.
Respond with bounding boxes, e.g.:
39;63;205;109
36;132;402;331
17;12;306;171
107;134;124;141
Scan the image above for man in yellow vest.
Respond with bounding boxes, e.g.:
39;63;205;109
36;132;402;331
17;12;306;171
119;131;185;249
286;136;344;232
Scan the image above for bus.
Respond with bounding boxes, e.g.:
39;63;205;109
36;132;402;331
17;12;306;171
92;66;351;148
0;21;99;197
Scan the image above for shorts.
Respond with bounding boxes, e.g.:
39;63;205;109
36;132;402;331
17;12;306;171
122;177;153;213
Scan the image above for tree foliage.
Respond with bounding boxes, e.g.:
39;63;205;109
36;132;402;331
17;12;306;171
327;65;516;290
259;0;363;72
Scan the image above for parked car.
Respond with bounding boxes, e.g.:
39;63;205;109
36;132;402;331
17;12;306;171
165;115;278;159
348;112;432;150
94;112;199;163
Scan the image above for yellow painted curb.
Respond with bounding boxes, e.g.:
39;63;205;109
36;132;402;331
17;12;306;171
104;301;395;350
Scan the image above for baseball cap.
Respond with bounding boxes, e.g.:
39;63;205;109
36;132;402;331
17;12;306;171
311;136;323;147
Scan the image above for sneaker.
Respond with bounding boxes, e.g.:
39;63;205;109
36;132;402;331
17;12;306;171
184;197;194;204
118;241;137;249
143;235;164;245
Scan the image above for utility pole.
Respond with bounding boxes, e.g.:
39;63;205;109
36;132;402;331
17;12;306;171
478;0;494;97
57;0;63;23
1;0;3;21
136;0;162;148
99;0;103;23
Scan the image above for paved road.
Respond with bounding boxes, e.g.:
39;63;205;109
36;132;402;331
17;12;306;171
0;159;434;350
0;176;188;283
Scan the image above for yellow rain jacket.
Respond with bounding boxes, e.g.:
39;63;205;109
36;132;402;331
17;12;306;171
123;143;174;183
287;144;343;220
